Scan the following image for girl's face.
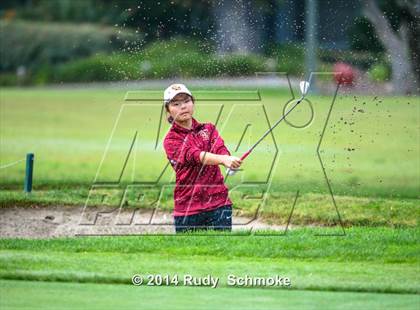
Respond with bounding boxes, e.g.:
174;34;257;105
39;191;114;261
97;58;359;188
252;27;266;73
167;93;194;123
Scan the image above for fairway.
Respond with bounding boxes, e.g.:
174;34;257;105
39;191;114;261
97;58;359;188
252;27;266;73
2;280;419;310
2;228;419;286
1;87;418;198
0;227;419;308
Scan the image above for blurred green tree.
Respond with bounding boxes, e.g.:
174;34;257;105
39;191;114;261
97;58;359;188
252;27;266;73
1;0;215;43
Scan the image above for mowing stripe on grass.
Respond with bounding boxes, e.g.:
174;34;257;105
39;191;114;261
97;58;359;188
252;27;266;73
0;251;418;294
1;280;419;310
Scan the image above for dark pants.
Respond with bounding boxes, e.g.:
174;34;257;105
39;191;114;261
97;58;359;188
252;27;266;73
174;205;232;233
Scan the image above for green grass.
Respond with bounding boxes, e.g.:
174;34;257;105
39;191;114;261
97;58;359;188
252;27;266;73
2;280;419;310
0;87;418;198
0;281;419;310
0;87;419;226
1;228;418;308
1;227;418;262
0;228;419;293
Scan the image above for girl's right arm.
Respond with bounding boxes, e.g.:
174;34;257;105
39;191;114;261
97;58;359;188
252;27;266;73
199;152;242;169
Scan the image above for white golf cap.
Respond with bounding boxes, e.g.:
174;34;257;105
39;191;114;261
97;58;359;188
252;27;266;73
164;83;192;104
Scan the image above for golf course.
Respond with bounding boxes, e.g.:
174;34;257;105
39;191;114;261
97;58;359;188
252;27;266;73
0;85;419;308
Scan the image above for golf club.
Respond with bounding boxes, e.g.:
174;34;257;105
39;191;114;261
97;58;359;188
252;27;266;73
226;80;311;176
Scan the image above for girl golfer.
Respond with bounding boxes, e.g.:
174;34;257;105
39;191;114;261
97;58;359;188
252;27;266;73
163;83;242;233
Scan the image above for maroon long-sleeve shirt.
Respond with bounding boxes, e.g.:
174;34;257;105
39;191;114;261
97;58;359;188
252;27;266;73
163;117;233;216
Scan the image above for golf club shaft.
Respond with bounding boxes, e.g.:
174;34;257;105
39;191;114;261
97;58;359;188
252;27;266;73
226;95;306;176
240;95;305;161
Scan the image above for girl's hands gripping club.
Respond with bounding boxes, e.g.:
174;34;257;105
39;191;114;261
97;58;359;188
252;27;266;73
222;155;242;176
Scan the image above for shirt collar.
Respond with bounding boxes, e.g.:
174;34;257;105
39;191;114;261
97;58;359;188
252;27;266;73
171;117;203;134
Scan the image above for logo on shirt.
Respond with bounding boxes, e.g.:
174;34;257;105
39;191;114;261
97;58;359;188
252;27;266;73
198;129;209;141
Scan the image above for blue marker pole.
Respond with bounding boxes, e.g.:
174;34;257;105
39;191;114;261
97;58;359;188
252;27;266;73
24;153;34;193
